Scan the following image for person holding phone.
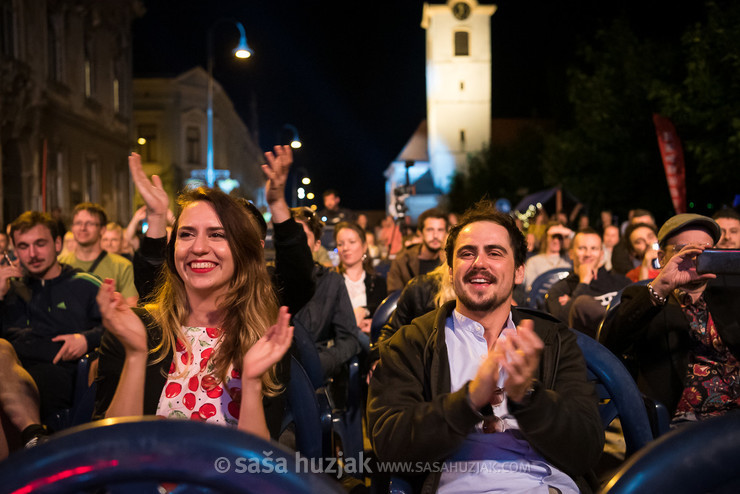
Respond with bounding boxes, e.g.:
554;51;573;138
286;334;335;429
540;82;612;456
623;222;660;282
600;214;740;424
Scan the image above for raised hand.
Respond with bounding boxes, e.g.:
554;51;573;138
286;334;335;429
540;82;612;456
241;306;293;382
261;146;293;223
129;153;168;215
497;320;543;403
129;153;169;238
96;278;148;355
0;261;23;300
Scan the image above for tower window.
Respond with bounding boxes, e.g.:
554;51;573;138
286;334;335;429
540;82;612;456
460;129;466;151
460;81;465;91
454;31;469;56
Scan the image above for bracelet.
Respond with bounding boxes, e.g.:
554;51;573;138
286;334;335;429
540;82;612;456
647;282;667;306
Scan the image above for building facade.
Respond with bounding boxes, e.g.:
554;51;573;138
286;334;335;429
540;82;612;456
133;67;265;209
0;0;142;227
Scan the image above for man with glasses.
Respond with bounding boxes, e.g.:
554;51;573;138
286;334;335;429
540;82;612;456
59;203;137;306
368;200;602;493
600;214;740;424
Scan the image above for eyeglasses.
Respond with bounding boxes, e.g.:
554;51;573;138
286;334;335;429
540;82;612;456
72;221;101;229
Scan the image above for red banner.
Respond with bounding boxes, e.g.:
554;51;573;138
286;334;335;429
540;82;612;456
652;114;687;214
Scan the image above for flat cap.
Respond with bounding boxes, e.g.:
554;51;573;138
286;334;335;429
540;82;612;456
657;213;721;245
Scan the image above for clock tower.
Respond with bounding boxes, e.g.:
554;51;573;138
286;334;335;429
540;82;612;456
422;0;496;192
385;1;496;220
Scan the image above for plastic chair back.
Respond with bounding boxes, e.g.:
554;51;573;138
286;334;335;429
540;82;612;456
602;411;740;493
291;319;326;389
526;268;571;310
370;290;402;344
0;417;343;493
572;329;655;455
282;356;333;460
44;352;98;432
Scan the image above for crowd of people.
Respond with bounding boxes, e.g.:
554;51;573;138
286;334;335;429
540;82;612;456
0;150;738;492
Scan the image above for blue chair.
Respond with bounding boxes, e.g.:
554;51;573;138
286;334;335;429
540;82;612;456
0;417;344;493
291;321;364;471
572;329;656;456
370;290;402;344
45;351;98;432
601;411;740;493
526;268;571;310
282;356;333;460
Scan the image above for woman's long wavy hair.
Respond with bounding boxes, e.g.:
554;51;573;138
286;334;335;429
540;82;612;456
147;187;281;395
333;221;374;276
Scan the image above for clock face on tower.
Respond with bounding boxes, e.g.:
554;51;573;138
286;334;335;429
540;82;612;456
452;2;471;20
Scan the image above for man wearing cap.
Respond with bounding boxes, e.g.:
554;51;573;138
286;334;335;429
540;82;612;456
599;214;740;423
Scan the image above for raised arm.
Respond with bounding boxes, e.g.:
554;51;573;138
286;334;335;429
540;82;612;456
129;153;169;239
264;145;315;313
262;145;292;224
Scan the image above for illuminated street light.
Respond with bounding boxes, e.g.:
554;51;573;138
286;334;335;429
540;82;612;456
282;124;302;149
192;19;252;188
232;22;253;59
301;177;311;185
307;192;315;200
137;137;147;145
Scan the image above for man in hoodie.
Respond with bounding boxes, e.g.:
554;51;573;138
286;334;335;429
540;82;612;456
0;211;102;457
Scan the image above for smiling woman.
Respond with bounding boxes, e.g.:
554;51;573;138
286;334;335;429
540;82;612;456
95;186;293;440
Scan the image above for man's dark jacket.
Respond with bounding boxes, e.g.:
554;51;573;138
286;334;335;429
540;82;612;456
368;301;603;493
1;264;103;363
598;279;740;415
546;267;630;323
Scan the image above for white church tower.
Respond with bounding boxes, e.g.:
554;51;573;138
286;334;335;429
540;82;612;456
385;0;496;220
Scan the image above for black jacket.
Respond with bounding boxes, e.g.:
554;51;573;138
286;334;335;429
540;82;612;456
546;267;630;323
379;273;440;346
598;279;740;415
294;265;361;378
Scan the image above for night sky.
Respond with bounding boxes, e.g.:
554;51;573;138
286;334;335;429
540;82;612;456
132;0;699;210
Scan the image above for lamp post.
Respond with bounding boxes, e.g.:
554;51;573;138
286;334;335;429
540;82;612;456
191;20;252;188
278;124;306;207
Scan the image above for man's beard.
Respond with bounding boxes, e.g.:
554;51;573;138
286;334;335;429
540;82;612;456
423;240;441;254
454;272;515;313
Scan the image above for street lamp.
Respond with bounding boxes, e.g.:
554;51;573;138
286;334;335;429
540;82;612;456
192;19;253;188
282;123;302;149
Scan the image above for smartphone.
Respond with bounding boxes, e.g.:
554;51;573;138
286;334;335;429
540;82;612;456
1;251;16;266
141;221;149;234
651;242;660;270
696;249;740;275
